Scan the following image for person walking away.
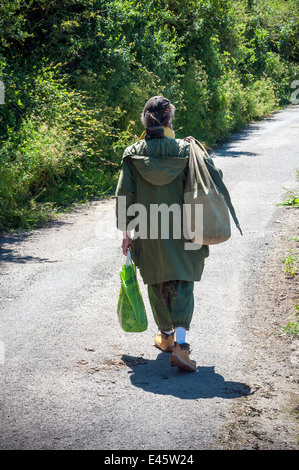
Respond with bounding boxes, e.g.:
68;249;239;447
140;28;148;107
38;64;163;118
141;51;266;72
115;96;209;372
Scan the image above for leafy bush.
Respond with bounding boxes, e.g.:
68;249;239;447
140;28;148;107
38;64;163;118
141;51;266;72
0;68;122;230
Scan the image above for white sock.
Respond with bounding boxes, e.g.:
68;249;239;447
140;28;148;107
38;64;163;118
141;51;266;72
163;330;173;336
175;327;186;344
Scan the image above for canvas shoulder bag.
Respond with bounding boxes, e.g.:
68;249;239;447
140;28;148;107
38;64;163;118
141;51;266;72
184;139;242;245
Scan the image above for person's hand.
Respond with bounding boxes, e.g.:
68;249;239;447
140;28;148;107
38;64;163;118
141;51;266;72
122;232;132;256
184;136;195;142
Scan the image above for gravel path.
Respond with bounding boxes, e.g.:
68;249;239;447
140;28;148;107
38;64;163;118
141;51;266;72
0;105;298;451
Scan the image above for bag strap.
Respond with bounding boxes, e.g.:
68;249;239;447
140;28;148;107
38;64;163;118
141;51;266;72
189;139;217;195
191;139;243;236
126;250;133;267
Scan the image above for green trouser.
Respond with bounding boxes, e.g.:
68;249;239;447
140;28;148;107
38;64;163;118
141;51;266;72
147;281;194;332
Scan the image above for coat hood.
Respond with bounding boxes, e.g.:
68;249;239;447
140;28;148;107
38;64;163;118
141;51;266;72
122;138;189;186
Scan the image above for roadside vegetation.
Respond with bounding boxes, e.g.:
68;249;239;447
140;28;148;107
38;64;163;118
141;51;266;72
278;169;299;336
0;0;299;231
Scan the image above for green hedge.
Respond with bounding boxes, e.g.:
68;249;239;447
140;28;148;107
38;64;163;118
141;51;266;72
0;0;298;230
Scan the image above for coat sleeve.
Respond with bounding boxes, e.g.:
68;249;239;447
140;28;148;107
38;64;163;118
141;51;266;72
115;156;135;231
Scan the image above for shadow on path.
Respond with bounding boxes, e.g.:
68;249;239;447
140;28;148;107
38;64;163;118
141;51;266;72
0;224;69;265
210;118;280;158
122;353;253;400
213;150;257;158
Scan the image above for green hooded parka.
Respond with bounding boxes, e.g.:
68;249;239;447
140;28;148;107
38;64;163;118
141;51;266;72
115;137;209;285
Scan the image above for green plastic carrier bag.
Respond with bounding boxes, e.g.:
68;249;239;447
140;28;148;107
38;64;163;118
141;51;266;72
117;251;148;332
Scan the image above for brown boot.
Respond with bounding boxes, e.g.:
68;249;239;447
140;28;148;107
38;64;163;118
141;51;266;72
169;342;196;372
154;331;175;352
